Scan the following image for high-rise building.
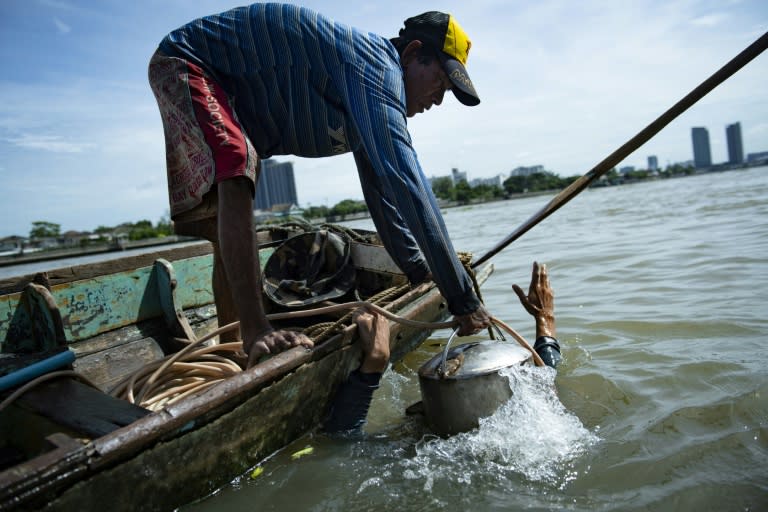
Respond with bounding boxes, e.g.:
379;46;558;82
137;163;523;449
747;151;768;164
509;165;544;177
469;174;505;188
451;167;467;184
691;127;712;169
647;155;658;171
726;122;744;164
254;159;298;210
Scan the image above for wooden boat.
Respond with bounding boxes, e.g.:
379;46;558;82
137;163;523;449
0;225;492;511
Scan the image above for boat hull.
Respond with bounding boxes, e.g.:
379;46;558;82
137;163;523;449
0;231;492;511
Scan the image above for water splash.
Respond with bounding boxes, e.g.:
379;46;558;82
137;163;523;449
401;365;598;488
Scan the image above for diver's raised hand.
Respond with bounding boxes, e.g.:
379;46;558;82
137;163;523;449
512;262;556;338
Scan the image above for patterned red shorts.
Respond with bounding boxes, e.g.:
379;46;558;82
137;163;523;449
148;50;259;221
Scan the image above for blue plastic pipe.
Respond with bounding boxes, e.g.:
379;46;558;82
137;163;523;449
0;350;76;393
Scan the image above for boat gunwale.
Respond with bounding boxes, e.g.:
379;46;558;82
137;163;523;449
0;242;215;296
90;279;443;463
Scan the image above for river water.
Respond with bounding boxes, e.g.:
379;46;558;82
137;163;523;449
182;167;767;511
5;169;765;510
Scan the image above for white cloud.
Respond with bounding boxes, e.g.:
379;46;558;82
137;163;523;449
746;121;768;137
53;17;71;34
690;13;727;27
6;134;93;153
40;0;76;10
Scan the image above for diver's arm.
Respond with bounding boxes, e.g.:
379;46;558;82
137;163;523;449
513;262;562;369
323;309;390;433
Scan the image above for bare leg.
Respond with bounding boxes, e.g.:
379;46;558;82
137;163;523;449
211;243;239;343
216;177;266;346
173;216;237;342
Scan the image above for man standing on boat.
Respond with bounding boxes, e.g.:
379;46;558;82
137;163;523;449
149;4;490;366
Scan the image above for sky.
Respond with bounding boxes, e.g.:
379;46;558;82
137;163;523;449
0;0;766;238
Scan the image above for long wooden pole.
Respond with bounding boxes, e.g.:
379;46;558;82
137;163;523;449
472;31;768;269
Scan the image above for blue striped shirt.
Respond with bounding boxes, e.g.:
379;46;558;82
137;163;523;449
158;3;479;315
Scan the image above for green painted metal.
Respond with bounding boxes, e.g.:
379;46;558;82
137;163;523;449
56;264;163;342
0;249;274;350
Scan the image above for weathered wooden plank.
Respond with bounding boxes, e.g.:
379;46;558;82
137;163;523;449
0;236;394;352
0;249;272;351
48;351;353;512
162;254;218;310
73;337;166;392
0;435;91;510
2;256;204;352
15;378;151;439
0;242;214;295
350;242;402;274
22;284;67;352
55;265;161;343
0;293;31;353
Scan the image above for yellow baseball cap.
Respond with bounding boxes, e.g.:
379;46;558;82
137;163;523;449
399;11;480;106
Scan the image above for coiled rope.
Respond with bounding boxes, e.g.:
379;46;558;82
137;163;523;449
109;283;415;410
107;299;543;411
0;302;541;414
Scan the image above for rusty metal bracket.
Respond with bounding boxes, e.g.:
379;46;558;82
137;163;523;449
154;259;196;342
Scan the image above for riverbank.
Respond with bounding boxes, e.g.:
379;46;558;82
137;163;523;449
0;236;196;268
5;163;761;269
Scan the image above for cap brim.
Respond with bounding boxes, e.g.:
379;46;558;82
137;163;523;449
440;55;480;106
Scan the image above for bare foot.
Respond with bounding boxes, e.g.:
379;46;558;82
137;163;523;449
245;329;314;368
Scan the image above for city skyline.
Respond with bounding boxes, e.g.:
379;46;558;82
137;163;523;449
254;160;299;211
1;1;767;237
692;126;713;168
3;116;766;237
726;122;744;164
429;120;764;188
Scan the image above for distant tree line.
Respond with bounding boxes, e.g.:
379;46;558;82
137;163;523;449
430;177;507;203
27;218;173;244
25;163;695;236
502;172;580;195
632;164;695;180
433;171;581;203
303;199;368;219
118;219;174;241
232;163;699;223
